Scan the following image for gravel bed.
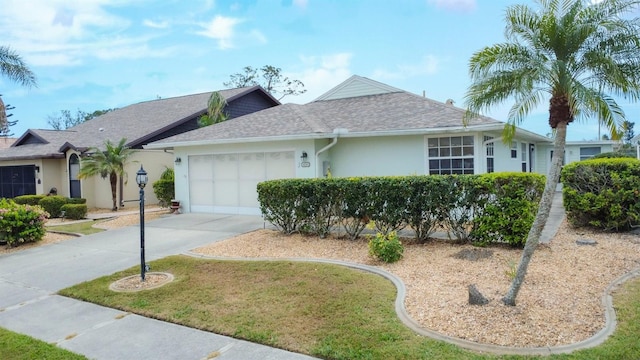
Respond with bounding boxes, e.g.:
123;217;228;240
192;220;640;348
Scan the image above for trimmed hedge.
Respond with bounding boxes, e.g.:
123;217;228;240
38;196;67;218
13;195;45;206
561;158;640;231
0;199;49;247
60;204;88;220
257;173;545;247
66;198;87;205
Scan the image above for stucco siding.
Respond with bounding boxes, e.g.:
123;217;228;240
328;136;425;177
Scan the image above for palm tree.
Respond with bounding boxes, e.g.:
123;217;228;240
198;91;228;127
1;45;37;130
78;138;136;211
464;0;640;306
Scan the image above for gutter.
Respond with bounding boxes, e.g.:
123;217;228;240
314;128;347;177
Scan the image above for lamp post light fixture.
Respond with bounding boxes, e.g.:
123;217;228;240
136;165;148;281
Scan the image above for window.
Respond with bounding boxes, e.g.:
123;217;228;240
511;141;517;158
484;135;494;173
580;147;601;160
427;136;474;174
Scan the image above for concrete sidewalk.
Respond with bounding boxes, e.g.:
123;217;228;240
0;214;316;360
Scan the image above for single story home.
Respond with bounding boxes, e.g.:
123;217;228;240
0;86;279;209
146;75;617;215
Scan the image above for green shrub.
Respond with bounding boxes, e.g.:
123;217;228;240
13;194;45;206
152;167;175;208
561;158;640;231
66;198;87;205
0;199;49;247
38;196;67;218
60;204;87;220
257;173;545;244
368;231;403;263
471;172;545;247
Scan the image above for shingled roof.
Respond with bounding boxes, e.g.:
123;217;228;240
149;89;504;147
0;86;277;161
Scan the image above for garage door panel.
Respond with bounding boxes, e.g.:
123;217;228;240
188;151;294;214
266;152;295;179
214;154;239;181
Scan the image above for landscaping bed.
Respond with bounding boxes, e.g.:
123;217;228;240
192;220;640;348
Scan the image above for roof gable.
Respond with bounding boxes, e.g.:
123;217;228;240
13;130;50;146
314;75;403;101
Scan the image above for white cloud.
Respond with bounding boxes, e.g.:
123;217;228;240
427;0;476;12
372;55;440;80
196;15;243;49
143;19;170;29
288;53;353;103
0;0;143;66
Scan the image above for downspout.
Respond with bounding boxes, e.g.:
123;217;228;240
314;128;348;178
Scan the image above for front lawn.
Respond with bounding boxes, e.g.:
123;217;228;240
0;327;87;360
59;255;640;359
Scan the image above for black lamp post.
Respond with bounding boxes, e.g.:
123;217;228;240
136;165;148;281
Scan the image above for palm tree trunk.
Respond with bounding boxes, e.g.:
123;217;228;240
110;172;118;211
502;121;567;306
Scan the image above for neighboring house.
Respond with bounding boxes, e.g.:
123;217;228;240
147;75;580;215
0;86;279;208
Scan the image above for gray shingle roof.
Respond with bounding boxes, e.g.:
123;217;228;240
151;91;502;145
0;87;267;161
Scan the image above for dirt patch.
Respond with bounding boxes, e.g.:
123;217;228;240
109;272;175;292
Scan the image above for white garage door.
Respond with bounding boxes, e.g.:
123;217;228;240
188;151;295;214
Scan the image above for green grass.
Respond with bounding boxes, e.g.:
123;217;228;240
46;220;105;235
0;327;87;360
59;255;640;360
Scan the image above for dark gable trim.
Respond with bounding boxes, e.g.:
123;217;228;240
127;87;280;148
12;130;50;147
127;110;207;149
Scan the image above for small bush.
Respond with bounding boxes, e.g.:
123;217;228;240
0;199;49;247
368;231;404;263
66;198;87;205
13;195;45;206
152;167;175;208
38;196;67;218
60;204;87;220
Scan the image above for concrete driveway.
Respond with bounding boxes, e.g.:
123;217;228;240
0;213;317;360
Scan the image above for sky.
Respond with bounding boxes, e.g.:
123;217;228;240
1;0;638;141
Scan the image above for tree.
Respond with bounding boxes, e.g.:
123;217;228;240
224;65;306;100
77;138;135;211
464;0;640;306
0;46;36;130
622;120;635;144
0;96;17;137
198;91;228;127
47;108;114;130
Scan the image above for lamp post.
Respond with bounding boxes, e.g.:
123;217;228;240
136;165;148;281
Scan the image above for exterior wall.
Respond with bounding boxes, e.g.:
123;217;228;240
490;138;534;173
328;136;425;177
80;150;173;209
173;139;316;213
41;158;66;197
534;142;616;175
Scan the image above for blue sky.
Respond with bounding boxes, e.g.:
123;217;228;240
0;0;637;140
